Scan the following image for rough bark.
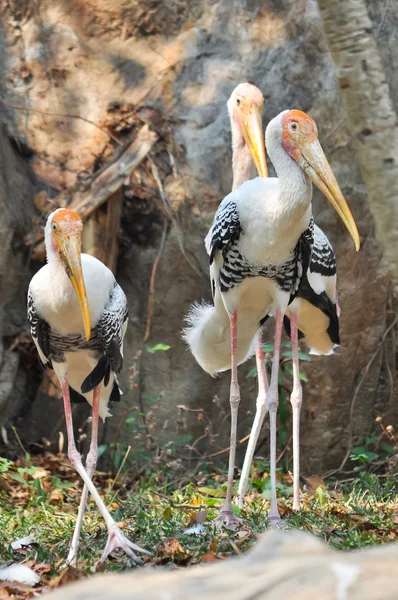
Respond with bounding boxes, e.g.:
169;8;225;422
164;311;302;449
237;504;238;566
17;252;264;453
0;124;39;424
318;0;398;283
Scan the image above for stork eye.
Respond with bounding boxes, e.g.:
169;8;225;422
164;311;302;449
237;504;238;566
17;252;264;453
290;122;298;131
52;223;58;231
236;98;241;106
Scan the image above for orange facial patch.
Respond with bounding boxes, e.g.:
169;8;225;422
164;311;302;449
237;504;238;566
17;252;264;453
281;109;318;160
51;209;83;234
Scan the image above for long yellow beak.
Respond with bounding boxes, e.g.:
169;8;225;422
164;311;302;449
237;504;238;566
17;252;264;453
241;107;268;180
59;235;91;340
300;140;360;251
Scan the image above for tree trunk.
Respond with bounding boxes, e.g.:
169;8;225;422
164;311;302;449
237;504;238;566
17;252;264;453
317;0;398;284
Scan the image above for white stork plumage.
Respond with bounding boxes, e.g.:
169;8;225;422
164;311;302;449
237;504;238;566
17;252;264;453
231;87;344;511
27;208;149;564
184;96;359;525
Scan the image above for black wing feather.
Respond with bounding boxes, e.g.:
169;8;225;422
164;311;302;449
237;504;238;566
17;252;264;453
284;225;339;344
27;288;53;369
310;225;336;277
81;283;128;393
286;274;340;345
207;200;241;265
287;218;314;306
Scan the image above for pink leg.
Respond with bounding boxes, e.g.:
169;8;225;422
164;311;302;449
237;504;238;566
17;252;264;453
237;332;269;508
215;311;242;527
61;379;150;563
65;385;100;566
290;311;302;511
267;309;284;525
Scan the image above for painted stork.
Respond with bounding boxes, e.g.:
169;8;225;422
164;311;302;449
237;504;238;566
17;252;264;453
185;98;359;525
27;209;149;564
233;96;345;512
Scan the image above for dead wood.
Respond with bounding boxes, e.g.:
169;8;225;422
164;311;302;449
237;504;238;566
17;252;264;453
27;125;158;261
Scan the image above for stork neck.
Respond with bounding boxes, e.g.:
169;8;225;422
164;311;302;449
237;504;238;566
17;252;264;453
231;123;254;190
46;244;76;306
268;142;312;217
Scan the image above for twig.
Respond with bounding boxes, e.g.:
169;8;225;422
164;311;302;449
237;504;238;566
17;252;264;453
144;217;168;342
108;445;132;502
230;541;242;556
276;434;293;465
0;96;123;146
205;434;251;458
11;427;28;456
150;160;204;279
325;316;398;478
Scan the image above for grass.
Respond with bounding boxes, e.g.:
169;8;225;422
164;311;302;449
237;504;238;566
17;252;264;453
0;450;397;599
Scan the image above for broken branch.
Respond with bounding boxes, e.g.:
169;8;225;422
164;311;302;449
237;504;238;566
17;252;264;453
28;125;158;260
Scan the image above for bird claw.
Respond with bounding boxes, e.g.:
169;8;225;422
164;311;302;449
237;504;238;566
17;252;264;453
62;549;78;568
214;501;243;529
267;514;288;530
100;524;151;564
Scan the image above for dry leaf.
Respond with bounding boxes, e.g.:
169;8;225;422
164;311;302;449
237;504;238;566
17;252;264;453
48;566;83;589
195;510;209;524
50;488;63;502
186;509;208;529
201;538;219;562
157;539;187;561
197;487;225;498
302;475;325;497
32;469;49;480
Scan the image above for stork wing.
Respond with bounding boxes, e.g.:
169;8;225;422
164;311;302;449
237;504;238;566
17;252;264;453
310;224;336;277
205;199;241;265
81;283;128;393
27;288;52;369
287;216;314;303
286;224;339;345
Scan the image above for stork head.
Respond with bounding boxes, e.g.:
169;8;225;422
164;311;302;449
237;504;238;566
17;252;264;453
46;209;91;340
270;109;360;251
227;83;268;178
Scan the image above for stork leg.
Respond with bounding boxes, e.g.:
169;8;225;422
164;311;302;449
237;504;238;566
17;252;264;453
65;385;100;566
290;310;302;511
267;309;285;526
215;310;242;527
60;379;150;563
236;333;269;509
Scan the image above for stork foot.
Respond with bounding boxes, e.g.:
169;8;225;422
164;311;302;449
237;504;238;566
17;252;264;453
100;524;151;564
267;514;288;530
214;501;242;529
63;548;78;568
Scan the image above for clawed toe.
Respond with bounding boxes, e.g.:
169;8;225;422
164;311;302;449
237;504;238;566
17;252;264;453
214;501;243;529
267;514;288;530
63;551;78;568
100;525;151;564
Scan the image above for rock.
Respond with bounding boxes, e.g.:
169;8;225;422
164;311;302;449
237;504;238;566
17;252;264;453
0;0;396;471
46;531;398;599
